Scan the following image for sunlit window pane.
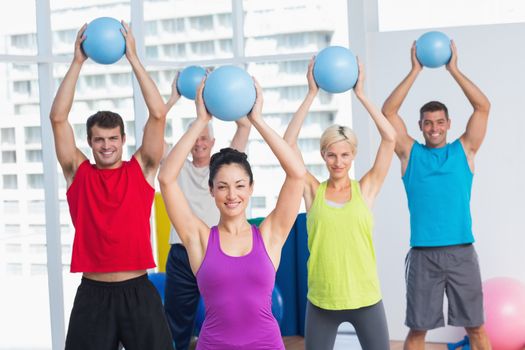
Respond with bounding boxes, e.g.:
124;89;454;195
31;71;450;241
244;0;348;56
0;59;51;349
0;1;37;55
144;0;234;61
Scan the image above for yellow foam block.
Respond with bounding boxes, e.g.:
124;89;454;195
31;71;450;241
154;192;171;272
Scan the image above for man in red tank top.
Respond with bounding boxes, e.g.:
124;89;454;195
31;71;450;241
50;22;173;350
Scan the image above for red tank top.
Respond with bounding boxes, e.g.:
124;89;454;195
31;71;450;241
67;156;156;272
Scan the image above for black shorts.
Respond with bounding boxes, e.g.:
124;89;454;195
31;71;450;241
65;274;174;350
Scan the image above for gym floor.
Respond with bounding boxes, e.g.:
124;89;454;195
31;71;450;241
282;336;447;349
188;336;447;349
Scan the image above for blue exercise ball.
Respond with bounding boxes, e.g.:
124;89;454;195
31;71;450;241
313;46;358;93
82;17;126;65
177;65;206;100
416;31;452;68
203;65;256;121
272;286;284;326
194;297;206;336
147;272;166;302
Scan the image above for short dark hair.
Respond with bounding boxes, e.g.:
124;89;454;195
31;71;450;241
209;148;253;188
419;101;449;120
86;111;125;139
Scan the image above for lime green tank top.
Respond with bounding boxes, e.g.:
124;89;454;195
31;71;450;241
306;180;381;310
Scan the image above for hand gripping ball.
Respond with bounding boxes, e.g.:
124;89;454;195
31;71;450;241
82;17;126;65
415;31;452;68
313;46;358;93
203;65;256;121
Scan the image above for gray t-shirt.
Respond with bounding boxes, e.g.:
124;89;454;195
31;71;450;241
169;159;220;244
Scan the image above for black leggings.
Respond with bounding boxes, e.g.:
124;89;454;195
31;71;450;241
305;300;389;350
164;244;200;350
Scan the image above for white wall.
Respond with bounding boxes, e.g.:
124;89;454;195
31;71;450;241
360;23;525;341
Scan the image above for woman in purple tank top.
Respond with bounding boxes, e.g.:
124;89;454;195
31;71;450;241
159;78;306;349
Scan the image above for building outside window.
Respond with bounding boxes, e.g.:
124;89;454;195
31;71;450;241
0;1;352;348
2;151;17;163
25;149;43;163
24;126;41;144
2;175;18;189
1;128;16;145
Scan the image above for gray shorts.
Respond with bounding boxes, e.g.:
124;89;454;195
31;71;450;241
405;244;484;330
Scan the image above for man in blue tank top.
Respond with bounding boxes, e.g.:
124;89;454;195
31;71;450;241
382;41;491;349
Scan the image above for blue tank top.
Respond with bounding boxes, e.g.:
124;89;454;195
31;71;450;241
403;139;474;247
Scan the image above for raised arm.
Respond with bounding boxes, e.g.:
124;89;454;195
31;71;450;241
382;42;420;161
165;73;181;112
355;62;397;208
249;80;306;247
282;57;320;211
283;57;318;147
448;41;490;159
49;24;88;187
158;80;211;271
122;21;167;184
229;117;251;152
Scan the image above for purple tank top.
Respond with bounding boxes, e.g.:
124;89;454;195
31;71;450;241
195;225;284;350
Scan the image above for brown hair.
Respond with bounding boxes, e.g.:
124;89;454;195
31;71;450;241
420;101;448;120
86;111;125;140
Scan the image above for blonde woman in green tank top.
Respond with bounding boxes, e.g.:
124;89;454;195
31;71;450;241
284;58;397;350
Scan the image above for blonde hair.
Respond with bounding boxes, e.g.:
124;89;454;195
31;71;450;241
320;124;358;155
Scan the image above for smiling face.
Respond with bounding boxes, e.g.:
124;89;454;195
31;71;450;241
210;163;253;218
87;125;125;169
191;127;215;164
322;140;355;180
419;110;451;148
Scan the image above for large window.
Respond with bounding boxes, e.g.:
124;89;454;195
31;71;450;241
1;1;358;348
0;1;37;55
144;0;233;62
0;57;52;350
244;0;348;56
